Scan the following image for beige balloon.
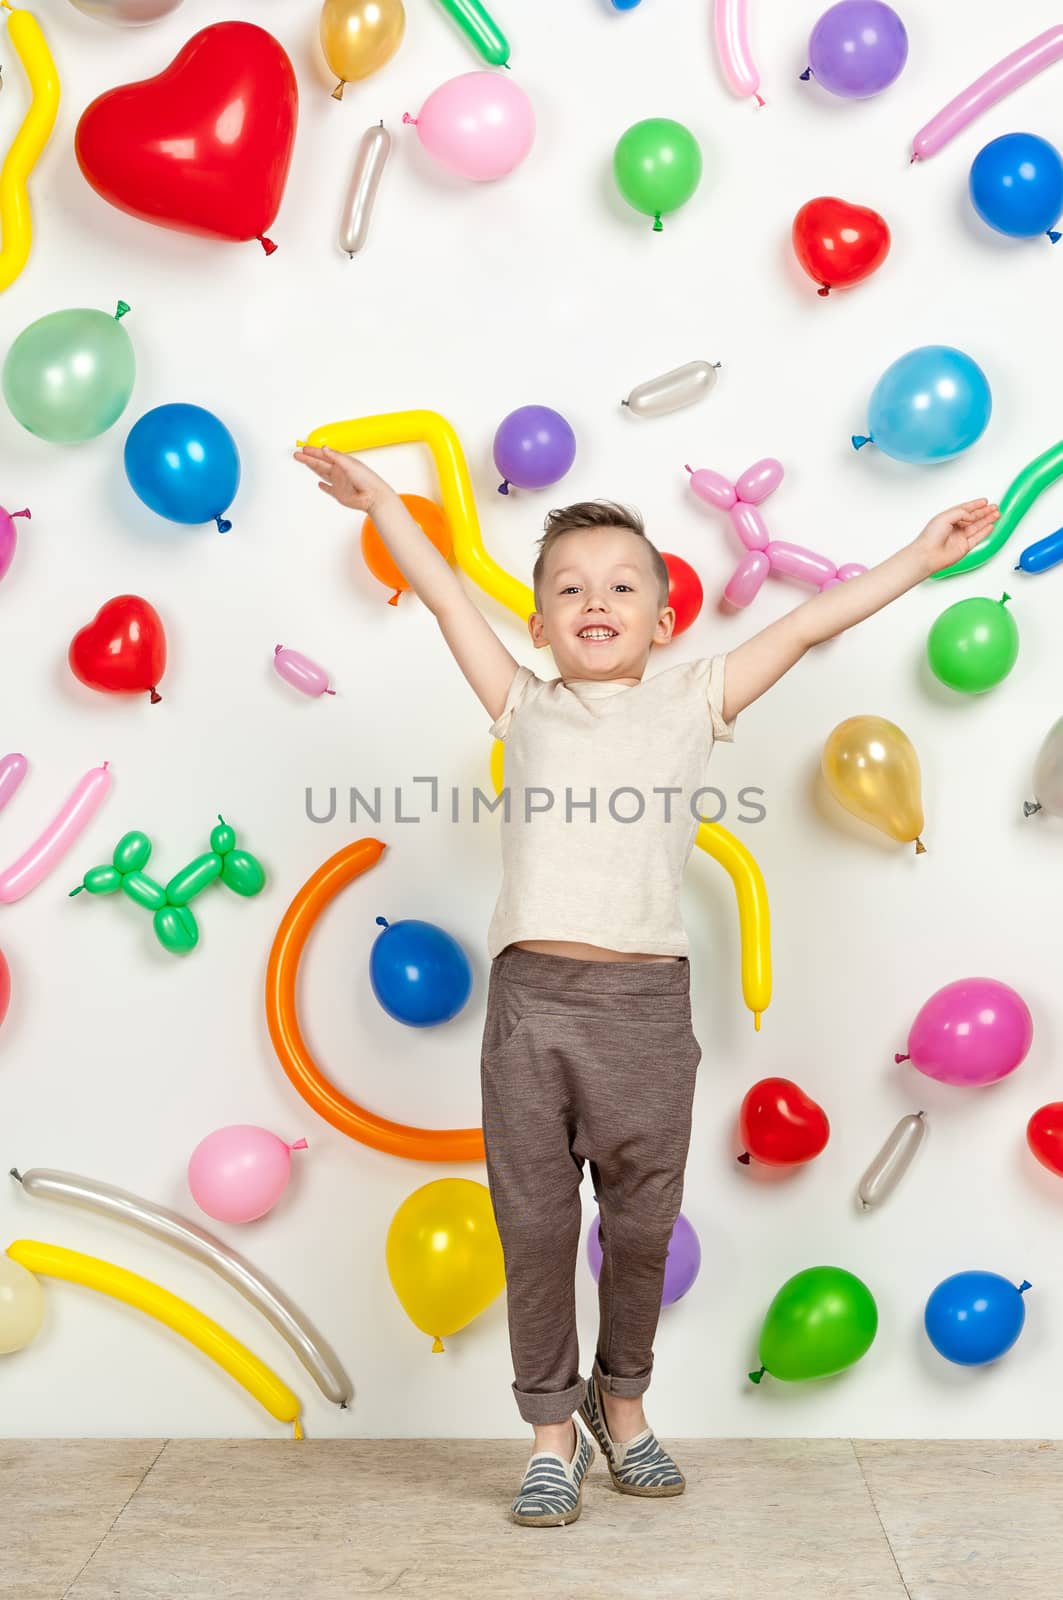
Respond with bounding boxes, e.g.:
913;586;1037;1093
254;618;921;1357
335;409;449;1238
320;0;405;100
822;715;926;854
0;1253;45;1353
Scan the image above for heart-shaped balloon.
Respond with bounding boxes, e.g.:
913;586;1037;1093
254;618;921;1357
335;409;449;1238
69;595;167;704
74;22;298;253
792;195;891;296
738;1076;830;1166
1026;1103;1063;1176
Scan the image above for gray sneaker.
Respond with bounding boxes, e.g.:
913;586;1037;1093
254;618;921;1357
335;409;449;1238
577;1371;685;1496
510;1420;595;1527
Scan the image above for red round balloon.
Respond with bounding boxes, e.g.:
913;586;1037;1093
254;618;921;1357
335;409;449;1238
69;595;167;704
0;947;9;1032
792;195;891;297
662;553;703;637
1027;1102;1063;1178
74;22;298;253
738;1076;830;1166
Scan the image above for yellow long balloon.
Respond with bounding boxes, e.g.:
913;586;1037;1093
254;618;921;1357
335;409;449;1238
0;3;60;294
6;1240;304;1437
303;409;771;1026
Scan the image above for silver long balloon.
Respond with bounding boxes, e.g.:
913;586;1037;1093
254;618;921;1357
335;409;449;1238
340;123;392;258
1025;714;1063;817
621;360;721;418
67;0;185;23
10;1167;353;1407
856;1112;927;1211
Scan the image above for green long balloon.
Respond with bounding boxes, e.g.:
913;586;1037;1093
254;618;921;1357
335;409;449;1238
930;438;1063;580
433;0;510;66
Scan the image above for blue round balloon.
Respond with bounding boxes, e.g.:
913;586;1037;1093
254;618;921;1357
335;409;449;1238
853;345;992;464
124;403;240;533
970;132;1063;241
924;1271;1031;1366
611;0;643;8
369;916;472;1027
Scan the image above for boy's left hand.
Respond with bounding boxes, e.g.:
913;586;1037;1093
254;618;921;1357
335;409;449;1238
913;499;1000;576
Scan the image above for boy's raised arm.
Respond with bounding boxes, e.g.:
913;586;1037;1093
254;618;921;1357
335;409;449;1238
294;445;521;724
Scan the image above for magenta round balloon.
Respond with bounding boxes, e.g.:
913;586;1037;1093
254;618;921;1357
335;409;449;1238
586;1207;701;1305
897;977;1033;1087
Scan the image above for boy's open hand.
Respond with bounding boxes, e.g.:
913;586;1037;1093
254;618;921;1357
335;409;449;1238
293;445;394;515
913;499;1000;576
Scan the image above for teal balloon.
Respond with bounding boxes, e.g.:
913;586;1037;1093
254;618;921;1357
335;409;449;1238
613;118;703;231
3;302;135;443
927;593;1019;693
750;1266;878;1384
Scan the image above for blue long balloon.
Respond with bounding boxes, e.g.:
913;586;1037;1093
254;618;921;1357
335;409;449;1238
1015;523;1063;574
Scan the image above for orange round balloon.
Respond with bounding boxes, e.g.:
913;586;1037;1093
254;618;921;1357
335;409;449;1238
264;837;485;1163
361;494;453;606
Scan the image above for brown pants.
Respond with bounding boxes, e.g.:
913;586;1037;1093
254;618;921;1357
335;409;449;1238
480;944;702;1425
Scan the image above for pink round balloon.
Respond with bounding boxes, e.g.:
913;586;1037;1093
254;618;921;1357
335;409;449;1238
187;1125;308;1223
404;72;536;181
897;978;1033;1087
0;506;30;584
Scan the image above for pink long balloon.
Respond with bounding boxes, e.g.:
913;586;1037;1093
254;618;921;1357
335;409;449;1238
273;646;335;698
911;26;1063;162
0;764;111;905
0;753;27;814
714;0;763;105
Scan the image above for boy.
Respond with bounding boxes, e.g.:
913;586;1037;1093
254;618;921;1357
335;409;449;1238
294;443;997;1526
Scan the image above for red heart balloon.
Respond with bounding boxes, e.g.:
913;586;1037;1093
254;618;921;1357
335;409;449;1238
662;553;704;637
1027;1102;1063;1178
69;595;167;705
792;195;891;297
738;1076;830;1166
75;22;298;254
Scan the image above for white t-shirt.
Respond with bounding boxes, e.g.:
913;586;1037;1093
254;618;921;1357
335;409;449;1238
485;654;736;959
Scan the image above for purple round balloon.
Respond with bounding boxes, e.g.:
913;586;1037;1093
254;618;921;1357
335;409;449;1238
805;0;908;99
586;1207;701;1306
492;405;576;495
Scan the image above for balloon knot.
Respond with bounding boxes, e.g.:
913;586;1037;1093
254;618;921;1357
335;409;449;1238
13;507;30;519
257;235;278;256
748;1366;765;1384
1019;1280;1032;1294
894;1053;910;1064
851;435;871;451
375;915;389;928
910;152;921;163
1049;230;1061;243
754;92;765;107
652;213;663;232
1023;800;1042;817
799;67;812;80
9;1168;22;1182
69;886;83;897
402;113;416;125
1000;592;1011;606
332;81;345;101
293;1418;304;1440
290;1138;309;1152
431;1336;445;1353
817;285;831;297
216;516;232;534
736;1152;751;1165
388;591;400;605
149;688;162;705
275;645;283;656
115;300;131;320
914;836;926;854
498;481;510;496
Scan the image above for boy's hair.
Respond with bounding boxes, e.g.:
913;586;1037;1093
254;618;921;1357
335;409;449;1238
532;500;671;611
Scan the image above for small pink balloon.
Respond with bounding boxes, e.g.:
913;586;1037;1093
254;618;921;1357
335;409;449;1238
403;71;535;181
735;459;783;504
0;506;30;584
273;645;334;698
896;978;1033;1087
836;562;869;581
187;1125;309;1223
686;464;736;511
730;502;770;551
725;549;771;607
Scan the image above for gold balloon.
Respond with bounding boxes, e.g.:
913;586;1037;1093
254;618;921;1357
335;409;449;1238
320;0;405;99
385;1179;505;1353
0;1254;46;1353
822;716;926;854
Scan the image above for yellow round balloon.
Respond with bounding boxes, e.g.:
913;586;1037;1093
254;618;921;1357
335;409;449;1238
385;1179;505;1352
822;716;926;854
320;0;405;99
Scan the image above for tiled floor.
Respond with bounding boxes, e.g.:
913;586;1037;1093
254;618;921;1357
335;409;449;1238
5;1438;1061;1599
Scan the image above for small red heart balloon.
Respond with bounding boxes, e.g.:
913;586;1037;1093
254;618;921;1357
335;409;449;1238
663;553;704;637
75;21;298;254
69;595;167;704
1027;1102;1063;1178
738;1076;830;1166
792;195;891;297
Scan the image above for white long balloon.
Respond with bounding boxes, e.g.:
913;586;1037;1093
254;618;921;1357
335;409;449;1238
621;360;720;418
10;1167;353;1407
856;1112;927;1211
340;123;392;257
67;0;185;22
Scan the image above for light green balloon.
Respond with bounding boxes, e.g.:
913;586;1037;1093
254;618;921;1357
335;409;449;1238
927;593;1019;694
750;1266;878;1384
613;119;703;232
3;301;135;443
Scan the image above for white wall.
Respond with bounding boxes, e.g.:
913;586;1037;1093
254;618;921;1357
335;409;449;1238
3;0;1063;1440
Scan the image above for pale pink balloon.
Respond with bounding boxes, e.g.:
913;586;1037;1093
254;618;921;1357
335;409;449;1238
837;562;868;581
725;549;770;607
896;978;1033;1087
0;507;29;584
187;1125;309;1224
0;763;111;904
766;542;837;585
714;0;764;105
731;503;770;551
274;645;334;698
0;753;27;814
686;465;736;511
911;26;1063;162
403;72;535;181
735;459;783;504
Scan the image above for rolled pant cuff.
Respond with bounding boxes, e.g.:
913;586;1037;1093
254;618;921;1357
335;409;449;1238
592;1355;650;1399
512;1375;587;1425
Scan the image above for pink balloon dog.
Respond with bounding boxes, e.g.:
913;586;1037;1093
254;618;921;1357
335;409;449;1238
912;27;1063;162
187;1125;309;1224
0;505;30;584
714;0;764;106
896;977;1033;1086
685;458;866;607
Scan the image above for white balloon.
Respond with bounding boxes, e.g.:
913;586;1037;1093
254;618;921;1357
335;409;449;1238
621;360;721;418
856;1112;927;1211
340;123;392;258
1026;714;1063;818
67;0;184;25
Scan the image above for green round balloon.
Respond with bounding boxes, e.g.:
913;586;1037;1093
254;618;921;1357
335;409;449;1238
750;1266;878;1384
927;592;1019;694
613;118;703;231
3;301;135;443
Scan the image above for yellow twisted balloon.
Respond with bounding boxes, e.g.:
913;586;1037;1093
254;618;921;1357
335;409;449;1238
0;4;60;294
301;409;771;1027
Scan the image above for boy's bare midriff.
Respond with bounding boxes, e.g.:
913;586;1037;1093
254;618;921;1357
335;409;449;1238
513;939;680;963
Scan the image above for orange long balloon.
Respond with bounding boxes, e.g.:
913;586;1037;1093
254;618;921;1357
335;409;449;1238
265;837;485;1163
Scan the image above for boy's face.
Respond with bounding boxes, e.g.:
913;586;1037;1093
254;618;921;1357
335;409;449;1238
528;527;675;681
